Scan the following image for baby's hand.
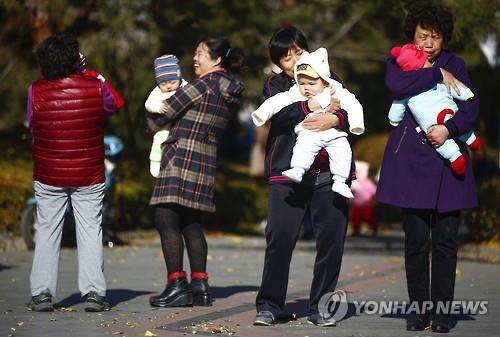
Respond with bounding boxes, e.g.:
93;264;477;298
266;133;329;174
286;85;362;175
324;97;341;113
159;104;168;114
314;90;332;109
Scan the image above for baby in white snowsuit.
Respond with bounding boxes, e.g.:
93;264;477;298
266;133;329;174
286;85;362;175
252;48;364;198
145;54;187;177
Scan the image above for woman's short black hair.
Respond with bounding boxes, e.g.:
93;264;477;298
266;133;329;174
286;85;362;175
268;26;309;68
202;37;244;74
36;33;80;80
404;0;454;42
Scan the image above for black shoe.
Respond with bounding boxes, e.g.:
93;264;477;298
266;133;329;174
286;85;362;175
150;278;193;307
432;315;450;333
84;291;111;312
406;314;431;331
27;292;54;312
191;278;212;306
253;311;275;326
307;313;336;327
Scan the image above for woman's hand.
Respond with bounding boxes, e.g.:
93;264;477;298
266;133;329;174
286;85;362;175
440;68;464;95
427;124;449;147
302;112;339;132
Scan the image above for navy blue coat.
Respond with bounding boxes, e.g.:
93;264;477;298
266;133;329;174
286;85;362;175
376;50;479;212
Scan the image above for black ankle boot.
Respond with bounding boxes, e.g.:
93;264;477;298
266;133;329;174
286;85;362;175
191;274;212;306
432;314;450;333
150;277;193;307
406;314;431;331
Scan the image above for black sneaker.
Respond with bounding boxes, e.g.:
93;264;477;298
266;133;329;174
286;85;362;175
27;292;54;312
84;291;110;312
253;310;275;326
307;313;336;327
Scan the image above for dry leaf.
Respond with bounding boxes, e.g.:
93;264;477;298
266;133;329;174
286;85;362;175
56;307;74;312
145;330;157;337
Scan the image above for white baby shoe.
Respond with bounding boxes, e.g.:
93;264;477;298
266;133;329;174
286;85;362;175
332;181;354;199
282;168;305;183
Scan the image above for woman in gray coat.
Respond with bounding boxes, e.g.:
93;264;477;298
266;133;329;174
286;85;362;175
146;37;244;308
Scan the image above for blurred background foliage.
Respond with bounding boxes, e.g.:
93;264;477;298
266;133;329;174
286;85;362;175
0;0;498;242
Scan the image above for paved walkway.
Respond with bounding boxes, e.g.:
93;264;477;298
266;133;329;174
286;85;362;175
1;234;499;337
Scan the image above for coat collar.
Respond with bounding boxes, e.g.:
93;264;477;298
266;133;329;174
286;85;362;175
432;49;454;68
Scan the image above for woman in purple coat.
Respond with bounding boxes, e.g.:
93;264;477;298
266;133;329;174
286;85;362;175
377;1;479;333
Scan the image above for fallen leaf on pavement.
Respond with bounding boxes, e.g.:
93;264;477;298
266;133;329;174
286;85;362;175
56;307;74;312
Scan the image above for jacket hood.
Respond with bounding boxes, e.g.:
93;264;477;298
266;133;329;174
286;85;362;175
216;70;245;106
293;48;335;87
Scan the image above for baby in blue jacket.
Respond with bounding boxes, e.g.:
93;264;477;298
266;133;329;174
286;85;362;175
388;44;481;175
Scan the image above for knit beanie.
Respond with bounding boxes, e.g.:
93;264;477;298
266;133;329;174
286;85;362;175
390;44;426;71
294;48;334;87
154;54;182;84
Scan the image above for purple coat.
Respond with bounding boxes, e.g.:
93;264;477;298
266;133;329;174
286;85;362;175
376;50;479;212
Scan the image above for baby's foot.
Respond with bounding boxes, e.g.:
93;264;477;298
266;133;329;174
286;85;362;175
282;168;305;183
468;136;481;151
332;182;354;199
450;155;466;175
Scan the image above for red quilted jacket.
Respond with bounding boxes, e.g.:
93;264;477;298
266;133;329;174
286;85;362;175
31;75;105;186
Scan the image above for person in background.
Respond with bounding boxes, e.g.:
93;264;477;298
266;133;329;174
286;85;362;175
146;37;244;308
377;1;479;333
350;161;377;236
27;33;119;312
145;54;188;177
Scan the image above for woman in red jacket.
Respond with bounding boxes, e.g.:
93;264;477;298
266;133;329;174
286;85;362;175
27;33;118;313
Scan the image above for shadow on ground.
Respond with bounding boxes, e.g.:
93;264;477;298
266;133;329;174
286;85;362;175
211;285;259;300
382;310;476;329
55;288;153;307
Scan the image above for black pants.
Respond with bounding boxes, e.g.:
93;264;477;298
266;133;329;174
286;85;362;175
256;178;348;316
403;209;460;315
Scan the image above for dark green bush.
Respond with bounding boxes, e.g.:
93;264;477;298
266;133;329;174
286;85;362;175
462;176;500;243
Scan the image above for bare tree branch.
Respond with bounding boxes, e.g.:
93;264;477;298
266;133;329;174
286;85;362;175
324;7;368;49
0;61;15;82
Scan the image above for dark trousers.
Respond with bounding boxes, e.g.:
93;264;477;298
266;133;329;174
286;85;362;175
403;209;460;315
256;179;348;316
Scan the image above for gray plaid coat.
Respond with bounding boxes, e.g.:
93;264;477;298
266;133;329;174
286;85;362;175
146;70;244;212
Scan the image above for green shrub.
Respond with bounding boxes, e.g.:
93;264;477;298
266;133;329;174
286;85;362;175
0;159;33;233
462;176;500;243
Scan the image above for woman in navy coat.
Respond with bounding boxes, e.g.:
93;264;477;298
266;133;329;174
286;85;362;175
377;1;479;333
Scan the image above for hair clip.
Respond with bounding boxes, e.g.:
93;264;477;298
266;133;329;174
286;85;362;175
225;48;231;57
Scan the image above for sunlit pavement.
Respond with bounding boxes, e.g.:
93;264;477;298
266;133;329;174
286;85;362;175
1;234;498;337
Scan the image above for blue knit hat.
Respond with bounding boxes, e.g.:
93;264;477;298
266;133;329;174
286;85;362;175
154;54;182;84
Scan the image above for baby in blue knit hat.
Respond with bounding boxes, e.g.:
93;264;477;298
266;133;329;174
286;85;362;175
145;54;187;177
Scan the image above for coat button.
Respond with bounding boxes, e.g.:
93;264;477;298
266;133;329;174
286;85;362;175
421;138;427;144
